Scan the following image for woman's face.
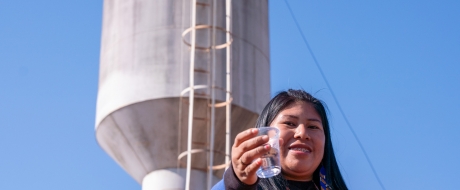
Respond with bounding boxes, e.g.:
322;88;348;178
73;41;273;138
269;101;325;181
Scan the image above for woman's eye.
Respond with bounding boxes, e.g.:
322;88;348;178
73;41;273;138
308;125;319;129
284;122;296;126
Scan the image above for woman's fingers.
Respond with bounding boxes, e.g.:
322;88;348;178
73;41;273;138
245;158;262;176
240;135;269;152
233;157;263;185
232;128;269;164
233;128;258;147
233;131;269;160
238;144;270;167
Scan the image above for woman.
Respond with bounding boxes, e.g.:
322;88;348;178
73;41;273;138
214;89;348;190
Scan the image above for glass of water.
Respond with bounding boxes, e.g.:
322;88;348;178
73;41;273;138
256;127;281;178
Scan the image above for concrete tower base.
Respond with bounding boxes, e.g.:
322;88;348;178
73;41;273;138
142;168;220;190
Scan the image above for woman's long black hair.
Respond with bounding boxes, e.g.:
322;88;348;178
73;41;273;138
255;89;348;190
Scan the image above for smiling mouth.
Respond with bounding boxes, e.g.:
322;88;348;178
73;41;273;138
289;148;311;153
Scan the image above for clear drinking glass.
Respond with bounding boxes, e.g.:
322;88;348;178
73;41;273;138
256;127;281;178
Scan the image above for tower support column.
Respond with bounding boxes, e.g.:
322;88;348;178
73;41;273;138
142;168;219;190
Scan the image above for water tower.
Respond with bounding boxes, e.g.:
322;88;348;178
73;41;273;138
95;0;270;189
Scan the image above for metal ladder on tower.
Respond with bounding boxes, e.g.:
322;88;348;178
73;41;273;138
177;0;233;190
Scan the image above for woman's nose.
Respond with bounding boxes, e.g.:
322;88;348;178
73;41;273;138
294;125;310;139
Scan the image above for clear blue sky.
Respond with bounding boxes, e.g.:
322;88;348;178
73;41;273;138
1;1;459;189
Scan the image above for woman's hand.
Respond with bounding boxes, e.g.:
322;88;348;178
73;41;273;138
231;128;271;185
